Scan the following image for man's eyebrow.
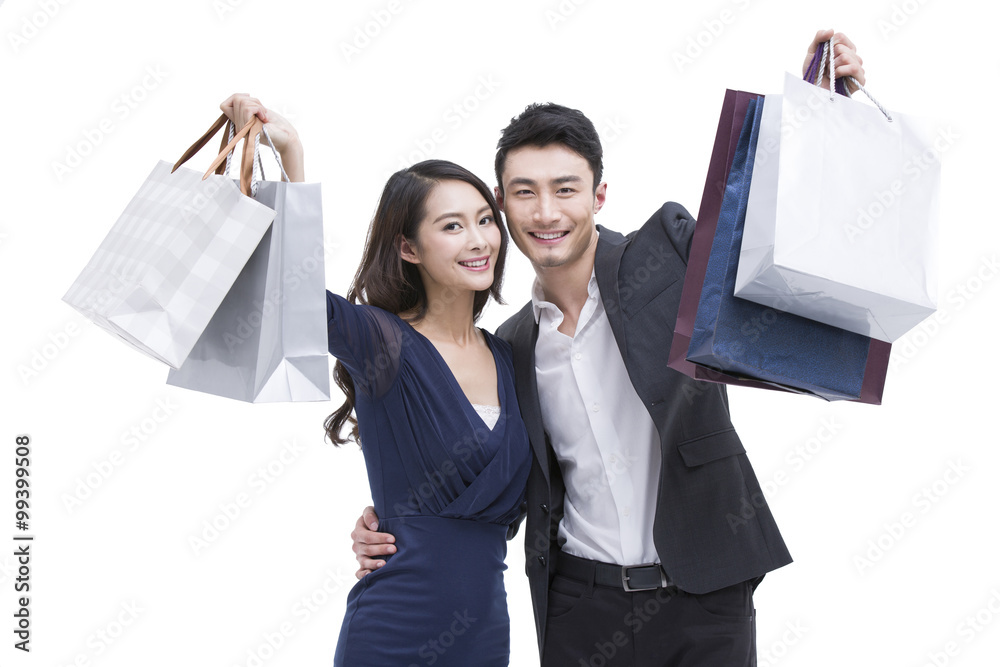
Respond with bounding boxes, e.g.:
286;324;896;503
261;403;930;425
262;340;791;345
506;175;584;187
506;177;538;188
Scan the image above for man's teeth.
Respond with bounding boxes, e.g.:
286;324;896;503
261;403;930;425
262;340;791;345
460;259;487;267
533;232;566;240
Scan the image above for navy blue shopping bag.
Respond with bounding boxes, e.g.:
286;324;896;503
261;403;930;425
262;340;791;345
686;96;872;401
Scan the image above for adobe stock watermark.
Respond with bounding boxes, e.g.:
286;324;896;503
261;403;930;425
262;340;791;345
877;0;932;40
543;0;591;31
53;266;138;387
409;610;478;667
223;292;292;353
60;396;180;514
758;619;808;667
188;438;307;556
758;416;844;501
890;254;999;373
853;459;970;575
845;126;957;244
7;0;72;53
16;318;85;386
51;64;168;182
574;447;641;507
577;587;678;667
672;0;753;73
232;566;352;667
391;428;491;516
212;0;250;20
726;417;843;534
598;115;628;147
339;0;411;63
56;600;144;666
221;236;334;352
917;588;1000;667
396;75;501;168
0;555;16;587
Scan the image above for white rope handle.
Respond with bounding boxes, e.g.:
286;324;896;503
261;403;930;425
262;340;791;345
225;120;235;175
817;40;893;123
259;124;291;183
251;132;262;197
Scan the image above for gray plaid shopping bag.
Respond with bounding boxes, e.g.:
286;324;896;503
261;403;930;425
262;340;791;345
167;122;330;403
63;115;276;368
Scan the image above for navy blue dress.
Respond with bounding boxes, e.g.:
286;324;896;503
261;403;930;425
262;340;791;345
327;292;531;667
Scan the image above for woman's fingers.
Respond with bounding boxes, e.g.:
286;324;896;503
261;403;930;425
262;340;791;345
219;93;268;127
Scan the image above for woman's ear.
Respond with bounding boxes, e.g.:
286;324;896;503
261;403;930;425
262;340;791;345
399;235;420;265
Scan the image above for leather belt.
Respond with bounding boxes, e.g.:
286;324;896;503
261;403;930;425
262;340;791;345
556;551;675;592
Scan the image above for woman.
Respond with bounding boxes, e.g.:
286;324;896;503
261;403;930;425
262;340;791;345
220;95;531;666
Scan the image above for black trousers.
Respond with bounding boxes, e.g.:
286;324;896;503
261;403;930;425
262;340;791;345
542;553;758;667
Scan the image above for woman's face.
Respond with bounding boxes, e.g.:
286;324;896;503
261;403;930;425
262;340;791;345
402;179;502;299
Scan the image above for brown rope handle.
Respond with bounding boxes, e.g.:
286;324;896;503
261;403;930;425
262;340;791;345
202;115;264;196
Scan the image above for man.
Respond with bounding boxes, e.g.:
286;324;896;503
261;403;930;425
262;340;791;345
352;30;866;665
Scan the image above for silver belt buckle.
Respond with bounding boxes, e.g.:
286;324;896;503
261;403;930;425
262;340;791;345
621;563;667;592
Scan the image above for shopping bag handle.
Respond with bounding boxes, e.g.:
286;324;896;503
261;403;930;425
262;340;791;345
201;116;291;197
806;39;893;123
171;113;233;175
200;115;261;196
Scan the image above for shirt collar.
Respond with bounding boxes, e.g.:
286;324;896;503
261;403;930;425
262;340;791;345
530;268;600;324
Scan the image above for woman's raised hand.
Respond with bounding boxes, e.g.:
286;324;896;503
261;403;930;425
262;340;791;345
220;93;304;182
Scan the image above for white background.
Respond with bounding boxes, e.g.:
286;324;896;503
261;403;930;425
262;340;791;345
1;0;997;665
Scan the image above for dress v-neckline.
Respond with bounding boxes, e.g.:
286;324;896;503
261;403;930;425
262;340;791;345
400;321;504;432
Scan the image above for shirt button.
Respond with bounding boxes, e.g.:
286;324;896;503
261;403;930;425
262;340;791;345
592;403;600;412
609;455;617;464
623;506;631;518
574;353;582;361
538;555;547;566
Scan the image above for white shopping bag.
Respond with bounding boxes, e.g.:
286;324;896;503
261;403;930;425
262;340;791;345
63;116;277;368
735;70;940;342
166;124;330;402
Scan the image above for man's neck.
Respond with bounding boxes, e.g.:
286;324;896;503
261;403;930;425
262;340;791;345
535;236;599;323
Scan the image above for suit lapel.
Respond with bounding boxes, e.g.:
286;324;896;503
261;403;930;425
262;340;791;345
509;309;550;480
594;225;630;365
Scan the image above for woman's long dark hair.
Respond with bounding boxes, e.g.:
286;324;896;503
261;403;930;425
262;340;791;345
324;160;508;446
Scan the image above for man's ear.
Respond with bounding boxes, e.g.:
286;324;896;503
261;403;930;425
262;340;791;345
593;181;608;215
494;186;504;211
399;236;420;264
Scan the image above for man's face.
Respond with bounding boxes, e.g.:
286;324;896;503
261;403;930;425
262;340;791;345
496;144;606;272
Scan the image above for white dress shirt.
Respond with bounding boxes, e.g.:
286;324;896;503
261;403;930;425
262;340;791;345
532;271;662;566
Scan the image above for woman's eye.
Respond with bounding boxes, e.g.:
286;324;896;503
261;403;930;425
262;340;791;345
479;216;494;226
443;222;460;231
